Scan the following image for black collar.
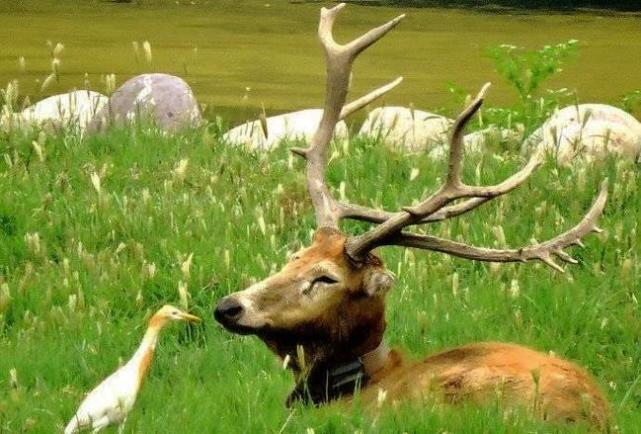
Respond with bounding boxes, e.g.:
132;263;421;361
286;342;389;407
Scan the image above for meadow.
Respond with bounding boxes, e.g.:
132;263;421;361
0;106;639;433
1;1;641;433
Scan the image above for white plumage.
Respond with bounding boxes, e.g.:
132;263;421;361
64;305;200;433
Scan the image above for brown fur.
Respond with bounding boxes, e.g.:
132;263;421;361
357;342;609;429
217;229;610;429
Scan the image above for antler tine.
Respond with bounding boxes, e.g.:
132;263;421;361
291;76;403;156
345;12;406;57
340;77;404;120
346;83;508;261
388;179;608;272
339;196;492;224
338;145;542;227
404;82;493;217
447;82;491;187
292;3;405;229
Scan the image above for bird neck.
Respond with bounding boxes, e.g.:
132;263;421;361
129;314;168;383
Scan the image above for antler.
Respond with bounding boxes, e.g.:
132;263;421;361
389;178;607;272
291;3;405;229
296;4;607;272
341;83;608;270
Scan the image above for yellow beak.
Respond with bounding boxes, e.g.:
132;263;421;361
180;312;201;323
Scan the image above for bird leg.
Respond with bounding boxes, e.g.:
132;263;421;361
117;417;128;434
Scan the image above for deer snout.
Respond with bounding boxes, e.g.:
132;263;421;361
214;296;244;325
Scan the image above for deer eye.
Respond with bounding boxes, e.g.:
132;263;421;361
313;275;338;285
302;275;338;295
311;275;338;290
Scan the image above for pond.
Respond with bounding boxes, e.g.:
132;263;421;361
1;0;640;124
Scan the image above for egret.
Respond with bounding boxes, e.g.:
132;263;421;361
64;305;200;433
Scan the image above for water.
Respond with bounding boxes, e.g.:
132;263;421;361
1;0;640;123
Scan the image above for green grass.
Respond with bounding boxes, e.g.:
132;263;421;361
0;119;639;433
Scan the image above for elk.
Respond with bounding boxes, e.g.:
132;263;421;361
214;3;610;429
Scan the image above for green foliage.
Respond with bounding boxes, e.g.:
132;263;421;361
622;90;641;119
487;40;579;101
0;120;639;432
476;40;579;138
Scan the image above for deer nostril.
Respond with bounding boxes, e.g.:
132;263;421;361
214;297;244;324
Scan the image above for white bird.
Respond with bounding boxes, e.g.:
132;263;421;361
64;305;201;434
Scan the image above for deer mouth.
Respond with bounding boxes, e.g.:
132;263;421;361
214;296;267;335
214;312;261;335
217;321;259;336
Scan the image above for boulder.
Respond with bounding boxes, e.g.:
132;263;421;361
3;90;107;133
88;74;202;133
224;109;348;150
358;106;451;152
524;104;641;164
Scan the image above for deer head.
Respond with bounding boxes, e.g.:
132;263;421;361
214;3;608;406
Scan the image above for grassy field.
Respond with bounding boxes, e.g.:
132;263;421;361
0;105;639;433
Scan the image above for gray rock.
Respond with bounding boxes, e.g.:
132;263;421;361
88;74;202;133
524;104;641;164
223;109;348;151
358;106;452;152
2;91;107;134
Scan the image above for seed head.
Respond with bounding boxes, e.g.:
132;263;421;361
142;41;152;63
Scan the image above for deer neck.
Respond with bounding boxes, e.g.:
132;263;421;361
286;337;395;407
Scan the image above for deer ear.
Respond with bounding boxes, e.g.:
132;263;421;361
362;269;395;297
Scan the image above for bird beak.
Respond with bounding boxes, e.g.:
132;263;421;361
181;312;201;323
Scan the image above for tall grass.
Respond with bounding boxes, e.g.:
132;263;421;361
0;110;639;432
